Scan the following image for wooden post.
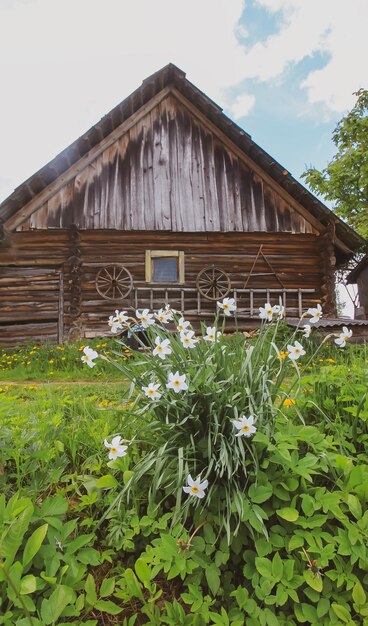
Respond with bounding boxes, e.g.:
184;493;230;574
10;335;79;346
68;224;82;340
320;223;337;316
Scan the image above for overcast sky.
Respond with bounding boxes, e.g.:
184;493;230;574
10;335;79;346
0;0;367;205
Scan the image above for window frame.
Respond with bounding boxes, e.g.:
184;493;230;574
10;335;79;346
145;250;185;284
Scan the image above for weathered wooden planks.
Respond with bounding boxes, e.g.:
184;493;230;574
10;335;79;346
16;95;319;236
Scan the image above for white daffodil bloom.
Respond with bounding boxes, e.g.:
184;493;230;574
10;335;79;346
152;336;172;359
233;414;257;438
154;308;172;324
259;303;274;322
167;371;188;393
136;308;155;329
177;317;191;333
272;304;285;320
307;304;323;324
303;324;312;338
114;310;128;325
287;341;306;361
81;346;98;368
183;474;208;499
203;326;221;342
109;320;122;334
335;326;353;348
142;382;162;400
108;315;120;331
104;435;128;460
217;297;237;316
180;330;198;349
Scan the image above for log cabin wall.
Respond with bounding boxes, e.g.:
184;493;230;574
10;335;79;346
1;87;347;345
0;229;324;343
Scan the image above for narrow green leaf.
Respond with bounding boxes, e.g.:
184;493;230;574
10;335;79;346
271;552;283;580
94;599;123;615
205;564;220;595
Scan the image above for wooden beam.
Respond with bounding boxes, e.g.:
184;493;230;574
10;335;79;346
5;87;173;232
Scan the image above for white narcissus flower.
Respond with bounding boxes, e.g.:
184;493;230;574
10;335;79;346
177;317;191;333
152;336;172;359
183;474;208;499
81;346;98;368
108;315;121;333
272;304;285;320
104;435;128;460
335;326;353;348
114;310;128;325
287;341;306;361
180;330;198;349
155;308;172;324
217;297;237;316
303;324;312;338
203;326;221;342
233;415;257;438
167;371;188;393
136;309;155;329
307;304;323;324
259;303;274;322
142;382;162;400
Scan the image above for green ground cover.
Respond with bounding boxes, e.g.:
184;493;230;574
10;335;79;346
0;314;367;625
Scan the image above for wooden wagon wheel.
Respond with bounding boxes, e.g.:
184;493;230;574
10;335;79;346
95;264;133;300
196;266;231;301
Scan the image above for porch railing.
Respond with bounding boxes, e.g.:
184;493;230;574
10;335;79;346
131;287;315;318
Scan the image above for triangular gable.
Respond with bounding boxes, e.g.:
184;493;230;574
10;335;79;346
13;92;320;235
0;64;364;253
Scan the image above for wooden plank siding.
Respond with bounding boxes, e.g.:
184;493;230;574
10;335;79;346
0;229;324;344
16;95;319;236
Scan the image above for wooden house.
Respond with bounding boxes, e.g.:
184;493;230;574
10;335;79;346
347;255;368;319
0;64;365;345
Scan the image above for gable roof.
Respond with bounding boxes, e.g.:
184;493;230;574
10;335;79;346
0;63;365;253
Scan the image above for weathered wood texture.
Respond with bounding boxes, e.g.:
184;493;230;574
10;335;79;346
0;230;325;344
16;95;318;236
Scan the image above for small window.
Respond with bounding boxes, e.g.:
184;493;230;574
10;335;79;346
146;250;184;283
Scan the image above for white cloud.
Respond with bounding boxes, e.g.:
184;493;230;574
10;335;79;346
240;0;368;113
228;93;256;119
0;0;367;203
0;0;247;201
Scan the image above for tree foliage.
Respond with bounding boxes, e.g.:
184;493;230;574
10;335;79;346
303;89;368;240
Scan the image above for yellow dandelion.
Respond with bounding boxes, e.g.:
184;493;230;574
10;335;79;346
49;359;54;364
283;398;296;407
327;358;336;364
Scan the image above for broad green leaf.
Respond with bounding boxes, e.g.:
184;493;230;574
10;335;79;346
19;574;37;594
352;581;366;605
331;603;351;623
288;535;304;551
347;494;362;520
94;599;123;615
317;598;330;618
248;484;273;504
277;507;299;522
303;570;323;592
95;475;118;489
100;577;115;598
40;585;76;625
255;557;272;578
135;558;152;587
271;552;283;580
1;503;33;567
23;523;48;567
85;573;97;606
205;563;220;595
39;495;68;518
